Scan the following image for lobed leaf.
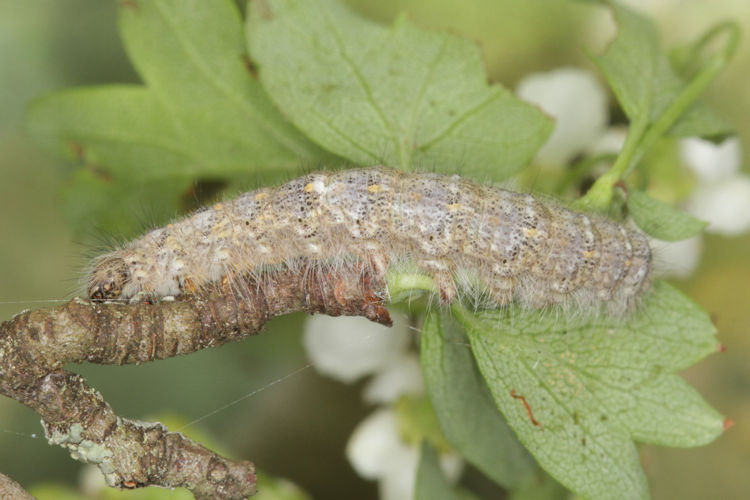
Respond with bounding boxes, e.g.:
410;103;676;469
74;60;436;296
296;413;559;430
591;1;731;140
27;86;191;180
590;2;660;124
28;0;330;180
603;374;724;447
26;0;335;235
454;281;723;500
118;0;329;171
247;0;552;179
420;310;536;489
627;189;707;241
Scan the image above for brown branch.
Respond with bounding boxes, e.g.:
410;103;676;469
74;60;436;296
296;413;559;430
0;264;390;499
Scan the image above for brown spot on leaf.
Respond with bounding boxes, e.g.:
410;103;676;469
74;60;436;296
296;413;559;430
119;0;139;11
243;55;259;78
511;389;542;428
86;164;113;182
252;0;273;20
68;141;84;160
723;417;735;431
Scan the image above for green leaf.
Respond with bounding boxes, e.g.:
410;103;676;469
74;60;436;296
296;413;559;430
29;484;91;500
607;374;724;447
421;310;536;489
118;0;330;172
590;2;660;123
26;0;331;182
415;442;459;500
253;472;313;500
590;1;730;140
247;0;552;179
571;2;734;212
628;189;707;241
27;86;193;180
26;0;336;235
508;470;569;500
393;395;453;453
454;281;723;500
61;168;192;238
665;101;732;140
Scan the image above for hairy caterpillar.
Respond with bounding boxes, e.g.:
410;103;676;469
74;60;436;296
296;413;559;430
88;167;652;315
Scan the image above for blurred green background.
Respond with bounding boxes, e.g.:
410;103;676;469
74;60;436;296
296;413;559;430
1;1;749;499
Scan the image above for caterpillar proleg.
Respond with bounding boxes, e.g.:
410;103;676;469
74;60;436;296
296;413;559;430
88;167;652;315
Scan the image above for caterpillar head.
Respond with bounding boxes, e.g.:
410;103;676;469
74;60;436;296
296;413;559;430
88;256;130;300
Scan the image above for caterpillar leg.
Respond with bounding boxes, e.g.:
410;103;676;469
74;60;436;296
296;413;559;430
433;271;458;304
365;250;389;278
349;240;391;281
183;276;199;295
487;275;515;307
219;270;255;298
417;259;457;304
127;290;159;305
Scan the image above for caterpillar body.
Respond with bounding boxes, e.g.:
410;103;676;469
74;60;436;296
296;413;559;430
88;167;652;315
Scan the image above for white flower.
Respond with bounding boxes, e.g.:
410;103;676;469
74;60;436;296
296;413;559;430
363;354;424;404
650;235;703;279
651;136;748;278
517;67;608;166
346;409;463;500
686;176;750;236
79;464;107;497
680;137;750;236
346;410;405;480
305;314;452;499
303;314;410;383
680;137;742;183
587;126;628;156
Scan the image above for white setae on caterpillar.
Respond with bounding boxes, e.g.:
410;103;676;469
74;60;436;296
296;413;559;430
88;167;652;315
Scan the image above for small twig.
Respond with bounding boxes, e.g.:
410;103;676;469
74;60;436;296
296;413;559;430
0;264;389;499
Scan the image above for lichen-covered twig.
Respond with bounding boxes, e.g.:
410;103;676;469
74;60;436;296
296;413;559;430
0;264;390;499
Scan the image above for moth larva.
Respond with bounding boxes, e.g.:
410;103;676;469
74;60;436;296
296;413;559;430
88;167;651;314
